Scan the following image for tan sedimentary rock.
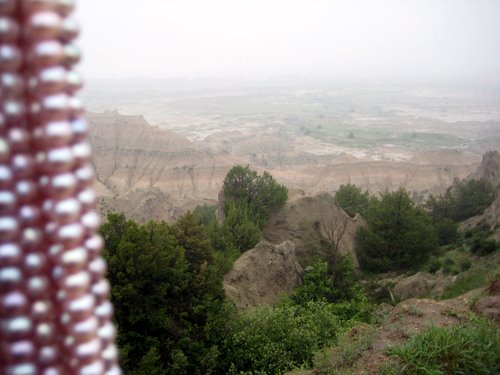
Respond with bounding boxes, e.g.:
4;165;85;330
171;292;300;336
223;241;304;309
87;110;240;221
87;110;482;223
262;192;362;267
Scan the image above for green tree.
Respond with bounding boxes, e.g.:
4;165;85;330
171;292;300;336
102;215;189;373
193;204;217;226
426;179;495;244
450;179;496;221
434;218;459;245
223;165;259;202
291;257;367;306
425;190;455;223
356;188;438;272
252;171;288;224
334;183;369;217
223;165;287;229
171;212;214;273
101;213;227;375
220;201;260;252
426;179;496;223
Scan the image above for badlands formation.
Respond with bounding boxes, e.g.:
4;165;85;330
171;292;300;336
88;110;240;221
88;110;483;222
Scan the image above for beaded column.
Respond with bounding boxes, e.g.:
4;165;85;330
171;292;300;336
0;1;120;374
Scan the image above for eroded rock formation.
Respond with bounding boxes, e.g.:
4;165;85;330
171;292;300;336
473;150;500;187
88;110;484;223
262;192;362;267
88;110;240;221
223;241;303;309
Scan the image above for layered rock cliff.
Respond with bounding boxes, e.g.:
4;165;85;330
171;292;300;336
472;150;500;188
88;110;482;222
88;110;240;221
272;150;480;196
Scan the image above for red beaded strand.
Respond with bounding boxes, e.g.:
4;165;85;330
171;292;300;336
0;2;35;373
0;1;120;374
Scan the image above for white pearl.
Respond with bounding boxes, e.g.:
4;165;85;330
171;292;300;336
0;266;22;285
39;345;58;364
79;360;104;375
6;364;36;375
3;316;32;337
0;243;21;265
61;246;87;269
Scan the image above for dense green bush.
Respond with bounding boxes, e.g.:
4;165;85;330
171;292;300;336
290;258;373;323
219;256;373;374
292;258;364;302
471;238;497;256
334;183;370;217
223;165;287;229
426;179;496;223
459;259;471;271
101;213;228;375
223;301;341;374
428;259;442;274
357;188;438;272
291;261;334;304
434;218;459;245
200;166;287;259
462;220;498;256
220;201;261;251
384;317;500;374
442;257;459;275
193;204;217;226
451;179;496;221
465;220;492;240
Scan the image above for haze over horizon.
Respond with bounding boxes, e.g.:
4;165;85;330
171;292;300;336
80;0;500;86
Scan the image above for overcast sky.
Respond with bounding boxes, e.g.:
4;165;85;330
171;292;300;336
78;0;500;83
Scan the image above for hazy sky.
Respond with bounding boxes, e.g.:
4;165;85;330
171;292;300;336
79;0;500;83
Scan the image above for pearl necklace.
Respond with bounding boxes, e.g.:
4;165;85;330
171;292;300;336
0;1;120;373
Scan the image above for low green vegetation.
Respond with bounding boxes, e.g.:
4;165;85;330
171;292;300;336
383;317;500;374
290;118;464;151
291;258;373;322
222;259;374;374
466;221;499;256
356;188;438;273
441;264;499;300
225;301;341;375
418;217;499;299
334;183;369;217
313;324;376;374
